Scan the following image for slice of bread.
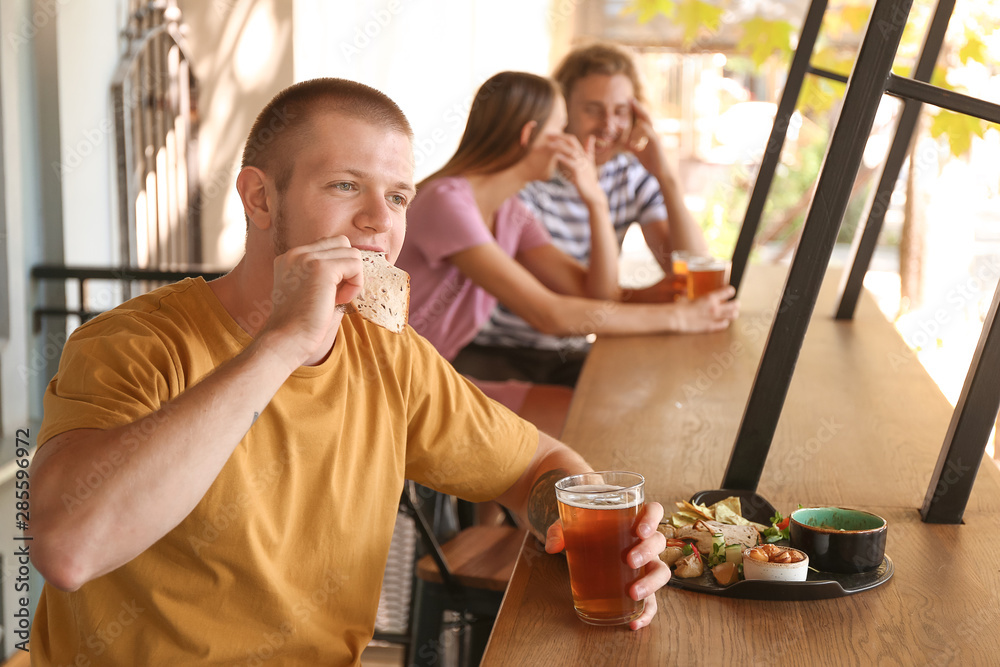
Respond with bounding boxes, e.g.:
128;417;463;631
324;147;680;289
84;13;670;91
342;250;410;333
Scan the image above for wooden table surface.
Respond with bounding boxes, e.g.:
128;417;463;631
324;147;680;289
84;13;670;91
481;263;1000;666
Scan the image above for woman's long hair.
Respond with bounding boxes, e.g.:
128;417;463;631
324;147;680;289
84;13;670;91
418;71;559;190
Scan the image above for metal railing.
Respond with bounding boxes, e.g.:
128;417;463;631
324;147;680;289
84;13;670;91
721;0;1000;524
31;264;227;333
112;0;201;299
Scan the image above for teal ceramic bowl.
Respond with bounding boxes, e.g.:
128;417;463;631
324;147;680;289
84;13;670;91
789;507;887;573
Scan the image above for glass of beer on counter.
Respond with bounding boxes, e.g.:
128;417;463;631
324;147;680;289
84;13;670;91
554;471;645;625
686;256;730;300
670;250;690;295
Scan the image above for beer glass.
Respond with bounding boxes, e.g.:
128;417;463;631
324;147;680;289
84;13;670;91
670;250;690;295
686;256;730;300
554;471;645;625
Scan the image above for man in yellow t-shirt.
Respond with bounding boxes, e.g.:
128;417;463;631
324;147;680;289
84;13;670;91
26;78;670;665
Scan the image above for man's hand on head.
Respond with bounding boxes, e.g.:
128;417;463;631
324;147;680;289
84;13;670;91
622;99;672;180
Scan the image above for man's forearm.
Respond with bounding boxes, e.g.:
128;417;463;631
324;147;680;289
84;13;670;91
526;468;571;542
29;334;298;590
655;170;709;257
519;434;592;543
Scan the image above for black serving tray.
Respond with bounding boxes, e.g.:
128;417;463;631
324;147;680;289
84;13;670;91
665;490;895;600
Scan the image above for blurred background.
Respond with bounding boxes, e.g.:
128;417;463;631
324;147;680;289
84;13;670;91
1;0;999;659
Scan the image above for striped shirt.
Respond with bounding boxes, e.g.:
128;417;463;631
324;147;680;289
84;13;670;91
473;152;668;352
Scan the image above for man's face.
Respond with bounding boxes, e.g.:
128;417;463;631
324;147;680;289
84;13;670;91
564;73;635;166
272;113;414;264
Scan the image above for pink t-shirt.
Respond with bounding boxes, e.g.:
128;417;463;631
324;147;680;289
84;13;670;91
398;176;552;361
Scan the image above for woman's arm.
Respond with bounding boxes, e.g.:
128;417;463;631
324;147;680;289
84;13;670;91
514;243;598;298
449;242;737;338
555;135;620;301
517;134;621;301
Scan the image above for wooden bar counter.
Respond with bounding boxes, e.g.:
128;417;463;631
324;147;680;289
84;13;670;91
482;263;1000;666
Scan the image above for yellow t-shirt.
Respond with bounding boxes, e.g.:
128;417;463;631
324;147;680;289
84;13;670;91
31;277;537;666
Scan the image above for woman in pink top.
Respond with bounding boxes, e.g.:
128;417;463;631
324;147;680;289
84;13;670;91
398;72;739;434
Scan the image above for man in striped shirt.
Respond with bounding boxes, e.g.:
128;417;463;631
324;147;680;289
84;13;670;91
453;43;711;386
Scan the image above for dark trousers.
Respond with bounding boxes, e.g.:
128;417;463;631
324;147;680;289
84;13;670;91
451;342;589;388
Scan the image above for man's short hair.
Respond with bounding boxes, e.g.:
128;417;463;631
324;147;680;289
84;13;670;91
241;78;413;194
553;43;645;103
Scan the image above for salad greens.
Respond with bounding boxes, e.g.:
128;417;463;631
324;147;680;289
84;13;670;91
760;511;792;543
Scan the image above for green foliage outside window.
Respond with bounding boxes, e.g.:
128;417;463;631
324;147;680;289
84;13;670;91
624;0;999;257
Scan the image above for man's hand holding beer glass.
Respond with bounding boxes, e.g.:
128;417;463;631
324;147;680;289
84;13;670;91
543;472;670;631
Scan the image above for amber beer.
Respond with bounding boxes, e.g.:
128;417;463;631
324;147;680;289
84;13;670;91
555;472;645;625
686;257;729;300
670;250;690;295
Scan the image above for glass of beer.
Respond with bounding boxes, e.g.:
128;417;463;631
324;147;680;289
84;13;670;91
670;250;690;295
686;256;730;300
554;471;645;625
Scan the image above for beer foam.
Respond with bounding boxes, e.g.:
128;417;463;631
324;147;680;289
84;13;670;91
567;484;620;493
557;484;643;510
